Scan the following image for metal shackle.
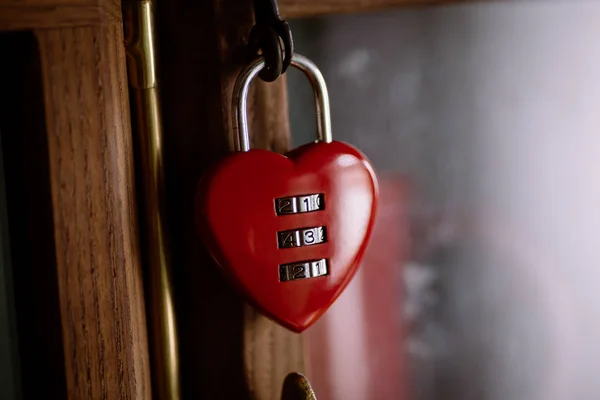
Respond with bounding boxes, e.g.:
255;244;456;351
232;53;333;152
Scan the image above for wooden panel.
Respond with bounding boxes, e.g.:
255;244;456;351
279;0;469;18
0;0;120;32
155;1;304;399
36;23;151;400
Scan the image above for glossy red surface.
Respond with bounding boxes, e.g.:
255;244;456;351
306;176;411;399
195;141;379;332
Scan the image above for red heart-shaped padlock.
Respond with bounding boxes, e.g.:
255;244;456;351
194;53;379;332
195;141;378;332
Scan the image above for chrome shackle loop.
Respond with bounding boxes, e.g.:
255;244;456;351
232;53;333;152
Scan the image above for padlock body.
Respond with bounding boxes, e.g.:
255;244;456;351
195;141;379;332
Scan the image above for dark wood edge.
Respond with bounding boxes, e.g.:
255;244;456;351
279;0;471;19
0;0;121;32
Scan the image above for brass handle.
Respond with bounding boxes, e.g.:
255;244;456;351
123;1;181;399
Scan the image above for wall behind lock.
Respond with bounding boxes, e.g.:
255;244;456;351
288;1;600;400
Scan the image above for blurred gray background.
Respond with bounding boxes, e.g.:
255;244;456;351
288;1;600;399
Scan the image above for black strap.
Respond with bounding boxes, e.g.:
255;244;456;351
249;0;294;82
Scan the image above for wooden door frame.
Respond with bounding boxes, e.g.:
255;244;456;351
1;2;152;399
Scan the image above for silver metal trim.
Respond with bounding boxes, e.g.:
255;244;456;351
275;193;324;215
277;226;326;249
279;259;329;282
232;53;333;152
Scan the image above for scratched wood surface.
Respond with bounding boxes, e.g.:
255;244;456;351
35;24;152;400
155;1;304;399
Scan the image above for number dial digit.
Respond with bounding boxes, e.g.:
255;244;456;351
303;230;314;244
292;265;306;279
277;227;326;249
274;196;329;283
279;259;329;282
275;194;324;215
278;199;294;214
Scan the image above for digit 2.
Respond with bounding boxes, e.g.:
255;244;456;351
278;199;293;214
292;265;306;280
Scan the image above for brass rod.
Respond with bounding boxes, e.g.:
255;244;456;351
123;2;181;399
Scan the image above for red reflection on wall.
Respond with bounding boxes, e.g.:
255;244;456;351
305;175;412;400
